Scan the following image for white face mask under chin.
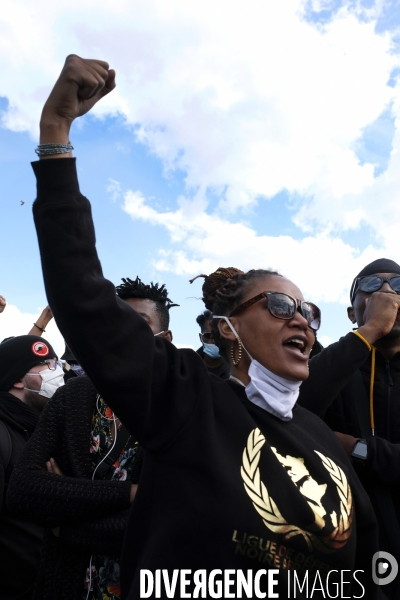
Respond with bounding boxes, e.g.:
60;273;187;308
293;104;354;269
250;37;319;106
213;315;301;421
24;365;65;399
246;360;300;421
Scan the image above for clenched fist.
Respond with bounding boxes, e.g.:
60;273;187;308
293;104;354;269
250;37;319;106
40;55;116;152
355;291;400;345
0;295;6;313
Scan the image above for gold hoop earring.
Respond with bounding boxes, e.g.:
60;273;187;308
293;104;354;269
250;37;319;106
231;338;243;366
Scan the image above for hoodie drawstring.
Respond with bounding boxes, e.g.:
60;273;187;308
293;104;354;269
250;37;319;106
369;346;376;436
353;330;375;436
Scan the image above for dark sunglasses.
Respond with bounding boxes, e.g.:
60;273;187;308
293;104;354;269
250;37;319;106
351;275;400;302
199;332;214;343
229;291;321;331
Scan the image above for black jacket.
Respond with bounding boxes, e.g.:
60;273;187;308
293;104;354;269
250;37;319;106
7;375;140;600
31;158;381;599
299;332;400;559
0;392;42;600
196;346;230;380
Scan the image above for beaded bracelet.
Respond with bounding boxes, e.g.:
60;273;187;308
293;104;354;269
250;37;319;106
35;142;74;157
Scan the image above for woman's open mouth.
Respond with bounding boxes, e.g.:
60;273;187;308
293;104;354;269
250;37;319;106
282;336;309;360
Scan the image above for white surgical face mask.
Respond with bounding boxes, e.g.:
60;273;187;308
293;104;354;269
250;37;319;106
246;360;300;421
24;365;65;399
213;315;301;421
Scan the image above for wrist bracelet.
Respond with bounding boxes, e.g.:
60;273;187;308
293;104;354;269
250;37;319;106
33;323;46;333
35;142;74;157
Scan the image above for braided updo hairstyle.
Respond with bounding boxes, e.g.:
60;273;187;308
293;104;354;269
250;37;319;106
190;267;281;361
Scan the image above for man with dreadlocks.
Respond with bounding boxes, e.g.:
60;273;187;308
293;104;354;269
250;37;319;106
30;55;381;598
8;273;177;600
116;276;177;342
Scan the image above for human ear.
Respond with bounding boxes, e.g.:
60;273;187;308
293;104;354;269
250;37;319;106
12;379;25;390
164;330;173;342
347;306;356;325
218;317;237;342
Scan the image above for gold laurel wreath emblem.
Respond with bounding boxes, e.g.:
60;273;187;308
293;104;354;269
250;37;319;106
240;428;353;553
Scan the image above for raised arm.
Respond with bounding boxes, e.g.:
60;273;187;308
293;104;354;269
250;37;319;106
298;332;370;416
28;305;53;336
299;293;400;417
38;54;115;158
32;56;206;449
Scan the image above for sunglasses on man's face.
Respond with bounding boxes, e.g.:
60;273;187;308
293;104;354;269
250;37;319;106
352;276;400;301
229;291;321;331
199;332;214;343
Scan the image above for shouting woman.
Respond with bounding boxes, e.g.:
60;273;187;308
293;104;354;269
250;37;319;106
29;56;380;599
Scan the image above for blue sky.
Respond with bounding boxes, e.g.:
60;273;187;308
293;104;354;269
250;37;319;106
1;0;400;354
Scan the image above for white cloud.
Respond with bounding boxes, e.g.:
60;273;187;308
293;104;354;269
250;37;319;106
0;305;65;357
122;188;381;304
175;343;195;350
2;0;400;303
107;178;122;203
0;1;397;207
318;334;333;347
294;117;400;240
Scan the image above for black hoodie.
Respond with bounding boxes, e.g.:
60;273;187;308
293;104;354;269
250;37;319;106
31;159;381;599
298;332;400;565
0;392;43;600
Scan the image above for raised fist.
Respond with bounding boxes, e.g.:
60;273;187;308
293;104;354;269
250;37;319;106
356;291;400;344
41;55;116;135
0;295;6;313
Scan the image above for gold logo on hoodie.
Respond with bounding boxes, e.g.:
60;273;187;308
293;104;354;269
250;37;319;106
241;428;353;553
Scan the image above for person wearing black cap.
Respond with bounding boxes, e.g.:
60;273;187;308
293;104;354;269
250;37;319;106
299;258;400;599
7;276;176;600
0;335;62;600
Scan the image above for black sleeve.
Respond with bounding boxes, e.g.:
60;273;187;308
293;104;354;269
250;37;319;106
350;471;383;599
7;379;132;528
362;436;400;486
32;158;207;451
298;333;371;417
59;509;130;555
0;461;4;513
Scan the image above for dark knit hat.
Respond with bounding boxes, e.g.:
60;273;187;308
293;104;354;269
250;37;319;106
350;258;400;302
0;335;57;392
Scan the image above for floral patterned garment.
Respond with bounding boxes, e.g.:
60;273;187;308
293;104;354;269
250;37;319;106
83;396;140;600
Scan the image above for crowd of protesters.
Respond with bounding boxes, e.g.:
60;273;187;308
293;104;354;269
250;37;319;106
1;55;400;600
